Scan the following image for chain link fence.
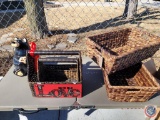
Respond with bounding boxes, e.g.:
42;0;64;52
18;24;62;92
0;0;160;76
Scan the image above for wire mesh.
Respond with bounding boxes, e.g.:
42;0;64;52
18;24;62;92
0;50;13;76
0;0;160;76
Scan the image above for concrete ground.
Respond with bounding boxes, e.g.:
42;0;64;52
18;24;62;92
0;109;149;120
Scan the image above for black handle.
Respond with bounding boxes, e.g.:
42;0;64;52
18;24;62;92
13;108;47;114
38;58;78;62
29;50;80;55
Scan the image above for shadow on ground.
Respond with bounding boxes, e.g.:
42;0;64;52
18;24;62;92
51;8;160;34
82;61;104;96
0;1;24;10
0;111;19;120
0;1;25;28
0;110;59;120
0;11;26;28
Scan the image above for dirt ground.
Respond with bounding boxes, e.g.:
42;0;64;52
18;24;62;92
0;5;160;76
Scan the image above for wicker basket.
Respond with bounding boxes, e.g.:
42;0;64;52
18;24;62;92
27;51;82;98
103;63;160;102
86;27;160;74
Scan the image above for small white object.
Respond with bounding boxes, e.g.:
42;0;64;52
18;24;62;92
37;82;42;84
0;76;3;81
19;57;27;64
48;31;53;36
18;114;28;120
47;44;55;50
67;33;78;43
56;42;67;49
71;80;78;84
23;38;27;42
14;38;18;40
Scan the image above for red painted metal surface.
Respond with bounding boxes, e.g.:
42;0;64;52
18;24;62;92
34;83;82;98
28;42;39;72
29;42;36;57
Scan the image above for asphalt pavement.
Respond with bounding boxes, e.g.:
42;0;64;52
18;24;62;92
0;109;147;120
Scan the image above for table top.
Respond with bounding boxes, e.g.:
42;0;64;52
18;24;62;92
0;57;160;111
0;69;76;111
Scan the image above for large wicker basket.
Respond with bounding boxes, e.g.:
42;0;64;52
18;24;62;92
103;63;160;102
86;27;160;74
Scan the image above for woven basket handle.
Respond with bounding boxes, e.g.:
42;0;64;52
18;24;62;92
126;89;140;94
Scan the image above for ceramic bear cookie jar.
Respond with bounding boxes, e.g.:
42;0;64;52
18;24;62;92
11;38;30;77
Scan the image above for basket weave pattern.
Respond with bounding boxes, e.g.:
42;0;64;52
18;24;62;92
86;28;160;74
103;63;160;102
38;61;78;82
